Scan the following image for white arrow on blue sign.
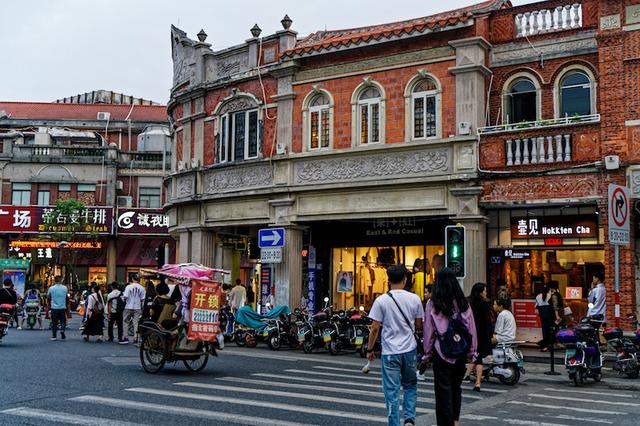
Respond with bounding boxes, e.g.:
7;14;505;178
258;227;285;248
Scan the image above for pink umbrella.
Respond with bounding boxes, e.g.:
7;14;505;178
140;263;226;283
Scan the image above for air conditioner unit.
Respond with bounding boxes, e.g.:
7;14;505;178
191;158;200;169
96;112;111;121
117;196;132;207
115;180;124;191
177;160;187;171
458;122;471;135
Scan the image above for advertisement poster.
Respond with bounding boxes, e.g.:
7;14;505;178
336;271;353;293
512;299;542;342
3;270;26;298
187;280;221;342
260;267;272;313
307;246;316;316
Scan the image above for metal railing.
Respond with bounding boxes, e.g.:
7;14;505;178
478;114;600;135
119;151;168;169
13;145;108;159
515;3;582;38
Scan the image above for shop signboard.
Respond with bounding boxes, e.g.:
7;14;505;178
307;246;316;316
503;249;530;259
9;241;102;249
187;279;221;342
260;266;272;313
511;215;598;240
0;205;113;234
0;259;30;269
116;209;169;235
260;247;282;263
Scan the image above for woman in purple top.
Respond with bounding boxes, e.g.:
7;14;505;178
423;268;477;426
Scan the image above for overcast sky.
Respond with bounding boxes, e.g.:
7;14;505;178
0;0;536;104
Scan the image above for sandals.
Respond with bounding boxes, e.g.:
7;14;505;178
473;385;481;392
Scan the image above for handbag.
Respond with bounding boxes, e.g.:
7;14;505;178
386;291;424;355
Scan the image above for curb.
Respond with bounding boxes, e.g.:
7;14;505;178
607;383;640;391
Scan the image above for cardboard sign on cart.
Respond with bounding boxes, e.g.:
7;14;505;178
188;279;222;342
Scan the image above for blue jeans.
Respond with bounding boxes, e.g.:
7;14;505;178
381;349;417;426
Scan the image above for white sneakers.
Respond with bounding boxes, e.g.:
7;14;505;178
416;371;427;381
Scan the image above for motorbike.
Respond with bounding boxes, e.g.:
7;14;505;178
23;300;41;330
326;306;370;357
482;341;525;385
219;304;235;342
603;313;640;379
299;297;334;354
263;309;302;350
557;317;603;386
0;304;15;343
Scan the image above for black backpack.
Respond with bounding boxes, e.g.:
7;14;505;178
114;293;126;314
437;313;472;359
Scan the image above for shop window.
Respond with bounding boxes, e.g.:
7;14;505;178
411;78;438;139
217;109;260;163
37;190;50;206
309;94;331;150
78;183;96;192
357;86;382;145
559;71;592;118
139;187;161;208
505;78;537;124
11;183;31;206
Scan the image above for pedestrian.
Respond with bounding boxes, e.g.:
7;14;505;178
416;283;434;380
246;278;255;309
587;272;606;324
463;283;492;391
423;268;477;426
106;282;125;343
122;273;146;344
142;280;157;320
83;283;104;342
366;264;423;426
229;279;247;314
492;298;516;344
535;284;554;352
20;287;44;330
47;276;69;341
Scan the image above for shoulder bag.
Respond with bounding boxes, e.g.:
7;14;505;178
386;291;424;355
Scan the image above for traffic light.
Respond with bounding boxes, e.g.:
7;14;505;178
445;225;465;278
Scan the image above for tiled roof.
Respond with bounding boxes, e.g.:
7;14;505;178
0;102;168;122
284;0;508;58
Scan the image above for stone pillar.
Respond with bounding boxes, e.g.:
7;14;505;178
178;231;190;263
189;228;217;266
271;64;297;155
106;239;117;284
271;227;303;308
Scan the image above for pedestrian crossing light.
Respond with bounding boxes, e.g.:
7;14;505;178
445;225;465;278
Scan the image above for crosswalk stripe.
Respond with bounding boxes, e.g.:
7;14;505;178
251;373;483;400
462;415;569;426
315;365;383;375
507;400;627;415
0;407;142;426
221;348;375;368
285;368;381;381
126;387;389;423
71;395;310;426
542;387;635;399
527;393;640;407
175;381;433;414
553;414;613;424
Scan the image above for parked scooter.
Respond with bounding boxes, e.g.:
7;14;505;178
326;306;370;356
0;304;15;343
299;297;334;353
557;317;603;386
263;309;301;350
482;341;525;385
603;313;640;379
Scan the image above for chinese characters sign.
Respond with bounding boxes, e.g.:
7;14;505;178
188;280;222;342
511;215;598;240
0;206;112;234
116;209;169;235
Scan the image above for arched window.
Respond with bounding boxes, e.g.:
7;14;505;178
357;86;381;145
506;78;537;124
411;78;438;139
309;93;330;150
215;95;260;163
559;71;592;118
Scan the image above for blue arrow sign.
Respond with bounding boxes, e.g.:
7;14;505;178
258;227;285;248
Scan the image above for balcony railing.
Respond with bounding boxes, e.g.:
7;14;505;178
506;134;571;166
478;114;600;135
119;151;169;169
13;145;109;159
515;3;582;38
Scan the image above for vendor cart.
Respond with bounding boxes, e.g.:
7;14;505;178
138;263;227;374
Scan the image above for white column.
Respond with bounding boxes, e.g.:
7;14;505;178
506;139;513;166
554;6;563;29
515;14;523;37
564;134;571;161
537;136;545;163
555;134;563;162
272;227;303;308
514;139;522;165
531;11;539;34
531;137;538;164
547;136;554;162
522;138;530;165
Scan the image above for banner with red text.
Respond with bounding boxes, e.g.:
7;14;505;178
187;280;222;342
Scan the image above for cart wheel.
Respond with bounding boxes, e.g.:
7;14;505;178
183;354;209;372
140;332;166;374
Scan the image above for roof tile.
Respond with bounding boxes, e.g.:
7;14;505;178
0;102;167;122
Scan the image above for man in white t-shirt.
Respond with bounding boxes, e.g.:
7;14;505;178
492;298;517;344
229;279;247;314
121;273;146;345
366;264;423;426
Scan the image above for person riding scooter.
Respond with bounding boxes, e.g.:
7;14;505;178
20;288;43;330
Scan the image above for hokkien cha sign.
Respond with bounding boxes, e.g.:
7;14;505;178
511;215;598;240
188;280;222;342
116;209;169;235
0;206;112;234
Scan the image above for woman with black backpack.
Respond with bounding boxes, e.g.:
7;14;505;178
423;268;477;426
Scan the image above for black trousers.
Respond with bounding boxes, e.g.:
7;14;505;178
50;309;66;338
108;313;123;341
433;353;466;426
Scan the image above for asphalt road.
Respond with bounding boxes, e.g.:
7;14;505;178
0;318;639;425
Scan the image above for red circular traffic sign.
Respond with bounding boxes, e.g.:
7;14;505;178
611;187;628;228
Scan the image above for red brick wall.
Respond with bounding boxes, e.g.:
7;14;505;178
175;130;183;163
203;119;215;166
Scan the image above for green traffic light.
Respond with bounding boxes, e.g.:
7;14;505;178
451;245;459;258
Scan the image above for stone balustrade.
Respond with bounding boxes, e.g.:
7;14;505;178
515;3;582;38
506;134;572;166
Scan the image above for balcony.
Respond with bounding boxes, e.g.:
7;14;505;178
12;144;112;162
477;114;600;135
118;151;169;170
506;134;571;166
515;3;582;38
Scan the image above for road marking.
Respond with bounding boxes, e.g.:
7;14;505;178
174;381;433;413
212;377;437;404
0;407;143;426
553;414;613;424
504;420;568;426
251;373;483;400
100;356;139;366
527;393;640;407
315;365;383;375
542;387;635;398
71;395;309;426
126;387;389;423
508;401;627;415
285;368;381;381
221;348;376;368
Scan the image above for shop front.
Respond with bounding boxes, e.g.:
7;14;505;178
309;217;450;311
487;205;604;341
